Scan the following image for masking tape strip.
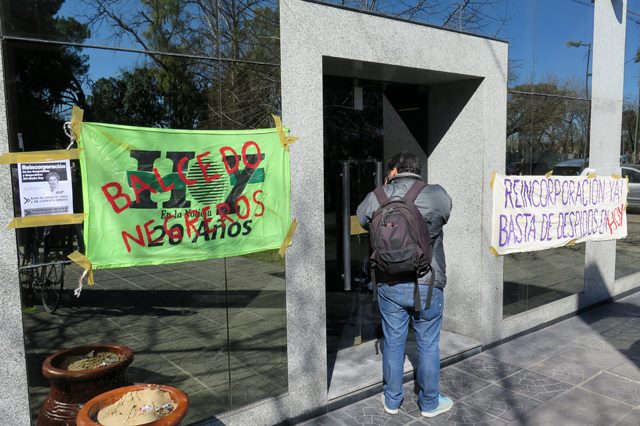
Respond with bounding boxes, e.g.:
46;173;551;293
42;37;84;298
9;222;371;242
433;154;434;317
68;250;94;286
565;239;577;247
272;114;298;151
97;128;131;151
545;170;553;178
350;215;367;235
612;173;622;180
0;149;81;164
489;246;500;257
7;213;86;229
71;106;84;140
278;218;299;257
489;170;497;189
587;172;597;179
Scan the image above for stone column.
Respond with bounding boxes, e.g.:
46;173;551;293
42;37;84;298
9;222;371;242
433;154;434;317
585;0;627;303
0;41;31;423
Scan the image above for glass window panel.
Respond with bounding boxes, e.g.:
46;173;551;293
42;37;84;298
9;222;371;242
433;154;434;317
314;1;513;38
226;252;287;409
0;0;280;62
624;13;640;160
218;0;280;62
5;40;287;422
616;104;640;280
532;0;594;98
22;260;231;424
504;95;588;317
219;61;281;130
618;4;640;282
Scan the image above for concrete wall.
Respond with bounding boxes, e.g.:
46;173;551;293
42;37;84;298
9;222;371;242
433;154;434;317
382;95;429;180
427;78;506;342
0;42;31;423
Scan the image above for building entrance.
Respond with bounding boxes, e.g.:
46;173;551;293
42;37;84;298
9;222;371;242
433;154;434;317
323;73;430;353
323;76;384;353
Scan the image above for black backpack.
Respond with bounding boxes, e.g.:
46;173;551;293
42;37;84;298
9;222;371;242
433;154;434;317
369;180;436;313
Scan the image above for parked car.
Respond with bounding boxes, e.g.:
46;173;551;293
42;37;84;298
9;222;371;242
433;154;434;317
552;159;586;176
506;161;549;175
621;164;640;210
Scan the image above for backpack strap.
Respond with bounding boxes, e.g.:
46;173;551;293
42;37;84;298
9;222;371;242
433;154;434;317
414;269;436;317
373;186;389;206
406;180;428;316
404;180;427;204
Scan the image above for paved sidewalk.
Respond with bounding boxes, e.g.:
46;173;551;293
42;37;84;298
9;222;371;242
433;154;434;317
302;291;640;425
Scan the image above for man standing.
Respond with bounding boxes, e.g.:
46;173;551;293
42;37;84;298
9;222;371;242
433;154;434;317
356;152;452;418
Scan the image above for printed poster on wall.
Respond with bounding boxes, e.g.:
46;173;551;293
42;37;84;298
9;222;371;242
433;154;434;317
78;121;291;269
491;173;628;255
18;160;73;217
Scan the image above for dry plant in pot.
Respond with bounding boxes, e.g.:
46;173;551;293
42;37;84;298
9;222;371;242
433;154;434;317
76;384;189;426
38;343;134;426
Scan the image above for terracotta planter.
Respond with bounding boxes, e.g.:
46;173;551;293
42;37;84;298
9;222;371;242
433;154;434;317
76;384;189;426
38;344;134;426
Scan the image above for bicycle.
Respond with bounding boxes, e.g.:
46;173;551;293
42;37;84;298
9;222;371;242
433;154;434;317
19;260;69;313
18;225;77;313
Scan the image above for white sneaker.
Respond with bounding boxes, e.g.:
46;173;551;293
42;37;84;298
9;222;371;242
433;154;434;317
421;395;453;418
381;394;399;415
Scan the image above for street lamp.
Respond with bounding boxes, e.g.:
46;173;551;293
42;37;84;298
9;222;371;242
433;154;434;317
567;40;592;161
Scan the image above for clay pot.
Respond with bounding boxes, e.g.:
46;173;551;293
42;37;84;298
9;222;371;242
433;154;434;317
38;344;134;426
76;384;189;426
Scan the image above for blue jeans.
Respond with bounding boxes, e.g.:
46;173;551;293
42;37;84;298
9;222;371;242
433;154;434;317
378;283;444;411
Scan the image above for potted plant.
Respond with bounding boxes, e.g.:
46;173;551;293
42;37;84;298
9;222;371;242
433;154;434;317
37;343;134;426
76;384;189;426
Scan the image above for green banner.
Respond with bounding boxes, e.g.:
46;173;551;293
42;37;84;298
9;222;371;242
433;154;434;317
78;122;291;269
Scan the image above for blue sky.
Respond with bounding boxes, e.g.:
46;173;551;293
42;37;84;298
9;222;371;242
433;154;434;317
57;0;640;102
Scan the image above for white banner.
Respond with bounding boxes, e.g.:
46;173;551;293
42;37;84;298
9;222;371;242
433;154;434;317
491;173;627;255
18;161;74;217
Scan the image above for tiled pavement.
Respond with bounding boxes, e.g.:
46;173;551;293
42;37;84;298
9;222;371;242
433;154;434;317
302;290;640;426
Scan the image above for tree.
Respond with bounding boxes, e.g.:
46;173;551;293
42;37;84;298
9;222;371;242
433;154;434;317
5;0;90;150
88;68;167;126
82;0;279;130
507;81;589;160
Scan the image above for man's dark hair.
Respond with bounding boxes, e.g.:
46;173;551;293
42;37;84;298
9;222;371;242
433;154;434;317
387;152;421;175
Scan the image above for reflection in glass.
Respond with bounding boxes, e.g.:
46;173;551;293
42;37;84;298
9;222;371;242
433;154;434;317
218;62;281;130
503;246;585;317
507;94;589;177
504;96;588;317
316;0;512;36
227;252;287;410
616;107;640;280
532;0;594;97
0;0;280;62
6;38;286;423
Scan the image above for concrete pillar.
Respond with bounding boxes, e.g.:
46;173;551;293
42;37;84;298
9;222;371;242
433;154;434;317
585;0;627;303
0;42;31;423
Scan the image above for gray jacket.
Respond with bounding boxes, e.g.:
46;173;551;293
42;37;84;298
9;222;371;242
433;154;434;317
356;173;452;288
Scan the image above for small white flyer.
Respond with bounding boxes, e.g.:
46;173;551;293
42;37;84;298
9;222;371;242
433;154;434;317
18;161;74;217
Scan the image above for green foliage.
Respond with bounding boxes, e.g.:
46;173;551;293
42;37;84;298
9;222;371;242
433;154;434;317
5;0;90;150
507;82;589;158
88;68;166;126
